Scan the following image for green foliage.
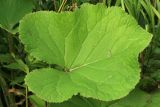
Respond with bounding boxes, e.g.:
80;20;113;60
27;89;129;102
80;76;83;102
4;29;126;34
0;0;34;34
19;3;151;102
109;89;160;107
124;0;142;21
0;0;160;107
50;95;110;107
109;89;150;107
27;89;160;107
29;95;45;107
147;90;160;107
29;95;110;107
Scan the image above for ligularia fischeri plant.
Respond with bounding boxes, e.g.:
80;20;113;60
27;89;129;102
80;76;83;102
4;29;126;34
19;3;152;102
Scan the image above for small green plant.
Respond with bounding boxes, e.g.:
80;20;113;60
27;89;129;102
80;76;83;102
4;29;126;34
19;3;151;103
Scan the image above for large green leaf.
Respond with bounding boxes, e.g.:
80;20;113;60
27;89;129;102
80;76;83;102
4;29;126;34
50;95;110;107
109;89;150;107
29;95;45;107
0;0;34;34
19;3;152;102
146;90;160;107
109;89;160;107
29;95;110;107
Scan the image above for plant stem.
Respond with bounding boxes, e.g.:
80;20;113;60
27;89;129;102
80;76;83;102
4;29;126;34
25;86;28;107
7;33;14;54
58;0;67;12
52;0;57;11
121;0;125;10
45;102;48;107
103;0;106;5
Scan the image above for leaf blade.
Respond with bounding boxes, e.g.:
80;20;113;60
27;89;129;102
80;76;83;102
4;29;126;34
20;3;152;102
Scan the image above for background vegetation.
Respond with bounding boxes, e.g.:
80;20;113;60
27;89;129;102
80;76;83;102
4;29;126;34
0;0;160;107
